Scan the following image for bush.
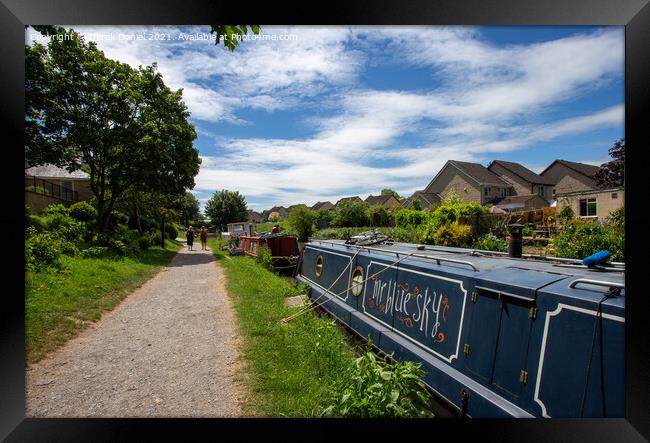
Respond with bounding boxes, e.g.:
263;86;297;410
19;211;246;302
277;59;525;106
26;215;46;234
366;205;389;227
428;223;473;248
522;225;535;237
395;209;428;228
320;340;432;418
256;244;274;271
314;209;335;229
473;233;508;252
25;231;62;269
287;205;316;242
42;203;70;216
165;223;179;240
551;220;624;262
557;205;575;226
68;201;97;222
333;200;370;227
42;213;86;244
607;206;624;232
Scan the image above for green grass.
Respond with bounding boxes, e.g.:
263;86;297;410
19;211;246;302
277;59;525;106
208;238;360;417
25;239;182;363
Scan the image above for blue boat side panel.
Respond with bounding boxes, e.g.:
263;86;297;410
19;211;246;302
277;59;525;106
302;245;354;302
464;287;502;383
350;311;390;344
474;267;568;301
361;259;469;364
531;302;625;417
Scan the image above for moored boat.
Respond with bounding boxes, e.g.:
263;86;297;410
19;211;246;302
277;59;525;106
238;233;301;273
296;239;625;418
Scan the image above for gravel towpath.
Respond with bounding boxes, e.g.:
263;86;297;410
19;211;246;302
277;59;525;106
26;244;245;417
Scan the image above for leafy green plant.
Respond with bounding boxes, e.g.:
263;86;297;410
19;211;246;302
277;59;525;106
68;201;97;222
557;205;575;226
42;213;86;244
395;209;428;228
551;220;624;261
607;206;624;233
165;223;179;240
256;244;274;271
366;205;389;227
473;233;508;252
320;340;433;418
333;200;370;227
42;203;70;216
25;231;62;269
429;223;473;247
287;205;316;242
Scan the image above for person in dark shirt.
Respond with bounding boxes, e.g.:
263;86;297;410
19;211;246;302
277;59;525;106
186;226;195;251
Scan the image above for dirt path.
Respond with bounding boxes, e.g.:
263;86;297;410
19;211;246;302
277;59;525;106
26;244;245;417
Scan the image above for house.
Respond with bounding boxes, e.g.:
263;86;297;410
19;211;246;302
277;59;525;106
401;190;441;210
364;194;401;210
540;160;601;198
423;160;512;205
487;160;555;203
492;194;550;212
25;163;94;213
555;187;624;222
247;210;264;223
335;196;362;207
311;201;334;211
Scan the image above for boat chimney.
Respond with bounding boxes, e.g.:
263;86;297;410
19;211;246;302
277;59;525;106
507;223;524;258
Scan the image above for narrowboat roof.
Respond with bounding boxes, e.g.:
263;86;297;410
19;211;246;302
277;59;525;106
305;239;625;286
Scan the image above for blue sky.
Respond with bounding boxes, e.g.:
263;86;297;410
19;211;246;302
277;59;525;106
28;26;624;211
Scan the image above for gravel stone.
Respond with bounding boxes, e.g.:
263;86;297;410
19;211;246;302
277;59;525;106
26;246;246;417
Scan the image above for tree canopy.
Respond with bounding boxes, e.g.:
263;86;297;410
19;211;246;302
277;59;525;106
210;25;261;50
287;205;316;242
595;139;624;188
179;192;200;226
381;189;401;199
204;190;248;230
25;28;200;232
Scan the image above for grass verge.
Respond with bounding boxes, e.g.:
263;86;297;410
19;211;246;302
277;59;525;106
208;238;360;417
25;239;182;364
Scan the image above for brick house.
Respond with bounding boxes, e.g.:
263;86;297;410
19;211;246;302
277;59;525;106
364;194;401;210
488;160;555;204
401;190;442;210
423;160;512;205
540;160;601;198
311;201;334;211
555;187;624;222
247;210;264;223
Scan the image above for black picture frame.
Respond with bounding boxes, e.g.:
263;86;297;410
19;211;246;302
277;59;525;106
1;0;648;440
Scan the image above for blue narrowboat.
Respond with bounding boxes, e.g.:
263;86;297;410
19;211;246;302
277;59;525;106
296;239;625;418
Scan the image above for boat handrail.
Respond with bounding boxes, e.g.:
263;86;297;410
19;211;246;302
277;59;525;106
568;279;625;291
358;245;480;272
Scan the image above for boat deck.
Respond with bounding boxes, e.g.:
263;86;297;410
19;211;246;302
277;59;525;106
307;239;625;285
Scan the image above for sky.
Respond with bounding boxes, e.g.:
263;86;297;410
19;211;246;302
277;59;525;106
27;26;624;211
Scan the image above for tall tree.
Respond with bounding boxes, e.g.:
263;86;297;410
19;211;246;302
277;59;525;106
381;188;401;200
204;190;248;230
594;139;625;188
179;192;200;226
25;28;201;232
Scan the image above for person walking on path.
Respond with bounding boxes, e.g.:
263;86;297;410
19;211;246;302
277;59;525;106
186;226;195;251
200;226;208;250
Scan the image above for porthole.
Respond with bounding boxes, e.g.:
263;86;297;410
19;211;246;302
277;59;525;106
350;266;364;297
315;255;324;277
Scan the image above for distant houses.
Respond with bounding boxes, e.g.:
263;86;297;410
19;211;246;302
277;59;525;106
254;157;617;223
25;163;94;214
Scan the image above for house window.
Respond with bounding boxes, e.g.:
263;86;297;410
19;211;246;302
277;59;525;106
579;198;597;217
553;189;556;196
484;187;491;196
537;186;545;197
611;193;618;199
497;188;505;198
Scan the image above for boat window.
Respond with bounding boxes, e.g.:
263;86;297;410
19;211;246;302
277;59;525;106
315;255;324;277
350;266;364;297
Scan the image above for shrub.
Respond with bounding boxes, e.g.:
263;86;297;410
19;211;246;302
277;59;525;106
25;231;62;269
68;201;97;222
429;223;473;248
137;235;153;250
551;220;624;262
165;223;179;240
473;233;508;252
557;205;575;226
395;209;428;228
314;209;334;229
287;205;316;242
607;206;624;232
268;212;280;223
333;200;370;227
26;215;46;233
256;244;274;271
42;213;86;243
366;205;389;227
320;340;432;418
522;225;535;237
42;203;70;216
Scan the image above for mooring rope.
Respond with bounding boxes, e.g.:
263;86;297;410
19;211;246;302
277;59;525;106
281;249;417;324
